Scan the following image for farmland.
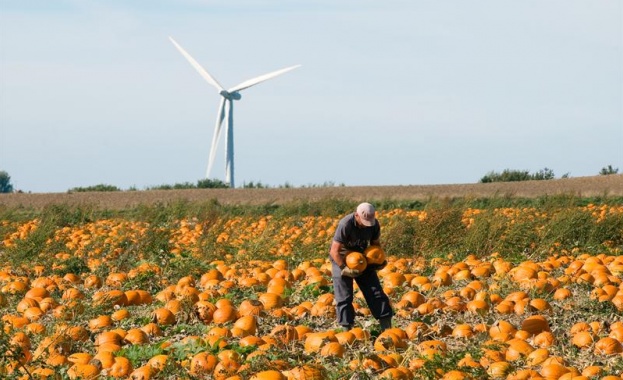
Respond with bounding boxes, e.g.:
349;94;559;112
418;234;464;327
1;175;623;379
2;174;623;210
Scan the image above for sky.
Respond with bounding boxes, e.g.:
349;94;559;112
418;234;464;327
1;1;621;193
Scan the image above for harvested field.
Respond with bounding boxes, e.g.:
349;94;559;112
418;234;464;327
1;174;622;210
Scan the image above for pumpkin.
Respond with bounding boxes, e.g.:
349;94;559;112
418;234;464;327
486;361;511;378
238;299;264;316
250;370;287;380
239;335;266;347
67;363;101;379
152;308;176;325
212;304;238;324
520;315;550;336
124;328;149;345
525;348;549;366
93;351;116;369
259;292;283;310
147;354;169;372
364;245;386;265
319;341;345;358
374;330;408;351
504;338;535;361
111;309;131;322
233;315;257;335
452;324;473;338
594;337;623;355
270;324;299;345
23;306;44;322
466;299;489;314
128;365;154;380
345;251;367;272
335;330;356;345
441;370;471;380
283;364;325;379
539;363;569;379
571;331;594;348
533;331;555;348
193;300;216;322
304;331;337;353
67;352;93;365
190;352;218;375
109;356;133;378
378;368;409;379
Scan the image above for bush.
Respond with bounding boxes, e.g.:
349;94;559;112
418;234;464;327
480;168;555;183
599;165;619;175
69;184;120;192
0;170;14;193
197;178;228;188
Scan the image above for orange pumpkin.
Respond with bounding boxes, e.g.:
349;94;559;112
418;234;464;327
250;370;286;380
364;245;386;265
345;251;367;272
109;356;133;377
594;337;623;355
190;352;218;375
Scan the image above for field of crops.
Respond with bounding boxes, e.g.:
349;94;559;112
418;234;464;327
1;179;623;379
2;175;623;210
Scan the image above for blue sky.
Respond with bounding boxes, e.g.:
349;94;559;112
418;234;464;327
1;1;621;193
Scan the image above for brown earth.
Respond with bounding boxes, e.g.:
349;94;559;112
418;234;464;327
1;175;622;210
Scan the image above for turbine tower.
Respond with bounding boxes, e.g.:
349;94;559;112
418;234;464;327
169;36;301;188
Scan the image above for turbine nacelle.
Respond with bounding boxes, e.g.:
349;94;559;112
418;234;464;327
220;90;242;101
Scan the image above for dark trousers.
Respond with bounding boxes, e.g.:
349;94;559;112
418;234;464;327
331;259;393;327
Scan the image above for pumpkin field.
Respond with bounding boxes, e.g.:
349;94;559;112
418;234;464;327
1;192;623;379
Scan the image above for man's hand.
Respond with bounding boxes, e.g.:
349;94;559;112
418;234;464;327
341;267;361;278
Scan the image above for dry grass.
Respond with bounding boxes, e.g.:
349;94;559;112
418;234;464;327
1;175;622;210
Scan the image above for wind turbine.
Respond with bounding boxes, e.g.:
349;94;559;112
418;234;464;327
169;36;301;188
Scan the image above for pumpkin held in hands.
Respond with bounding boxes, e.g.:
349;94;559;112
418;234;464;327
364;246;386;265
345;252;367;272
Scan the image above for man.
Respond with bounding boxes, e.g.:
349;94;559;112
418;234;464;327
329;202;393;331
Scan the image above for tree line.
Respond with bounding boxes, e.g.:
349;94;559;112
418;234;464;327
0;166;620;194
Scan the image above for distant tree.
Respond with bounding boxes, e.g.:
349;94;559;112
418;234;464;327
532;167;555;180
599;165;619;175
173;182;197;189
480;169;531;183
480;168;556;183
69;184;120;192
242;181;269;189
0;170;14;193
197;178;228;189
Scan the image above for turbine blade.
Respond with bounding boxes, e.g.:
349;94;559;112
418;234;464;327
206;97;227;178
229;64;301;93
169;36;224;92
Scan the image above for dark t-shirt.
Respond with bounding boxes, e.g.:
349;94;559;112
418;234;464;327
332;212;381;255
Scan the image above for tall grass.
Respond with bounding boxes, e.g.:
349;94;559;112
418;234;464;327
1;195;622;274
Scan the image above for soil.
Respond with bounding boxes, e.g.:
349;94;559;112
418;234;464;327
1;175;622;210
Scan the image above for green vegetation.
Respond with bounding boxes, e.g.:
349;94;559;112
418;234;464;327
600;165;619;175
479;168;556;183
0;170;13;193
149;178;229;190
2;195;622;270
68;184;121;192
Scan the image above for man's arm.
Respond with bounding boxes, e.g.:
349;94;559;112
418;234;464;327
329;240;347;268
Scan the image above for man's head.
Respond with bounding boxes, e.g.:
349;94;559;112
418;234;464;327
356;202;376;227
